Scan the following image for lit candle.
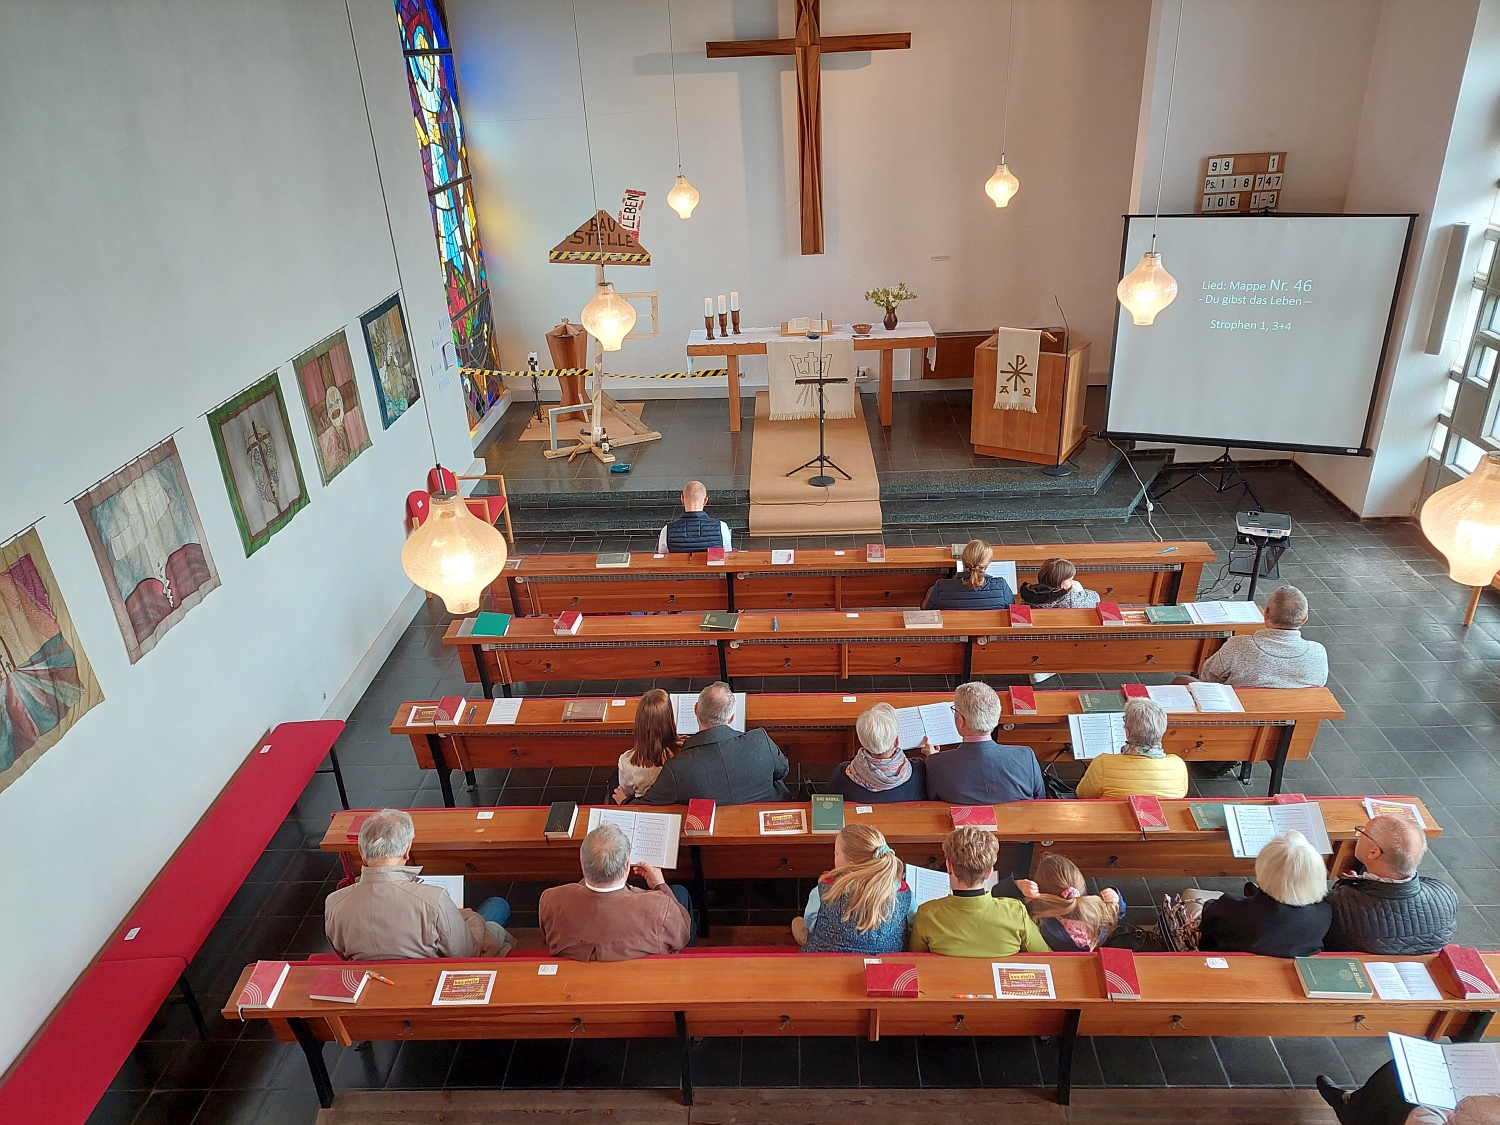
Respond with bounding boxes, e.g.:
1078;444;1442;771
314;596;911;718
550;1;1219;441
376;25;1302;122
730;291;739;311
704;297;713;316
718;294;727;315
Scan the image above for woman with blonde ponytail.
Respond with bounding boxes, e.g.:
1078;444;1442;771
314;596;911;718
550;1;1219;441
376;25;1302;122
995;852;1124;952
921;539;1015;611
791;823;912;954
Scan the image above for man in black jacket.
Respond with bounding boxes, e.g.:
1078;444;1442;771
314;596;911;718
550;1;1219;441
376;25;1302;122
1324;814;1457;955
639;682;789;805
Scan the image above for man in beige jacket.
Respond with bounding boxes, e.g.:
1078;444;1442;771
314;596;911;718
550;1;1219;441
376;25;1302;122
325;808;514;960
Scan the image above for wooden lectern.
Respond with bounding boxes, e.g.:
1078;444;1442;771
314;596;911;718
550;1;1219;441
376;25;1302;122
971;332;1090;466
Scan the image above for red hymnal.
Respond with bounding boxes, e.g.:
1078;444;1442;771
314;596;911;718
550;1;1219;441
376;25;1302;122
684;798;717;836
866;543;886;563
346;813;369;841
1097;602;1125;626
865;962;919;998
950;805;999;830
1128;795;1169;832
553;611;583;635
706;547;726;566
435;695;467;724
235;960;290;1013
1008;605;1033;627
1273;793;1308;804
1009;685;1037;715
1098;947;1141;1000
1440;945;1500;999
308;967;369;1004
1122;684;1150;700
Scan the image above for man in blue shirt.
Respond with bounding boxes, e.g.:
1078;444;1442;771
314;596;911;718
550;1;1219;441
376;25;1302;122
920;681;1045;805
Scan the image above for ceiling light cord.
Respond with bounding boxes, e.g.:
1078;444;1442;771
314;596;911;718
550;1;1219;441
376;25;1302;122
667;0;683;174
1150;0;1186;250
1000;0;1014;163
570;0;604;258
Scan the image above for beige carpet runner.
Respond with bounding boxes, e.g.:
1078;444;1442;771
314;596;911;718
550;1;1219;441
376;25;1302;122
748;391;883;536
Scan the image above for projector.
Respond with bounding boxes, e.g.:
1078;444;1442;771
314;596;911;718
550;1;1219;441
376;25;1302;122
1236;511;1292;541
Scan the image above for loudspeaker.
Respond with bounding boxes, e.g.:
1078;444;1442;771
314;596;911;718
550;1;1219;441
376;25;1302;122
1426;223;1471;356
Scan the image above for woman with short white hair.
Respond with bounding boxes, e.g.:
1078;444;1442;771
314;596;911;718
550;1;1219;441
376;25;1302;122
1194;829;1332;958
828;703;927;803
1075;698;1189;799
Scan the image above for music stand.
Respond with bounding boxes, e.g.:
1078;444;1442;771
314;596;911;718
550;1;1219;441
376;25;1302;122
787;365;851;488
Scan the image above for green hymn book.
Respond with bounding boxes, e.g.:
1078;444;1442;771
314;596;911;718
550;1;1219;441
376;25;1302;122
810;794;845;835
472;611;512;637
1078;691;1126;713
1294;957;1373;999
700;612;739;632
1189;803;1228;831
1145;605;1193;625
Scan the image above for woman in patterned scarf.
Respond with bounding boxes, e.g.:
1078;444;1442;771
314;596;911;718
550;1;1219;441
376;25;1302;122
827;703;926;804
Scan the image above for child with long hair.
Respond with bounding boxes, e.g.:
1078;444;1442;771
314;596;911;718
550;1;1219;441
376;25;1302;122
791;823;912;954
997;852;1123;951
612;689;678;802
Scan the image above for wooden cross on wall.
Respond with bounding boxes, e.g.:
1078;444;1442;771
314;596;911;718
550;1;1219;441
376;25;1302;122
707;0;910;255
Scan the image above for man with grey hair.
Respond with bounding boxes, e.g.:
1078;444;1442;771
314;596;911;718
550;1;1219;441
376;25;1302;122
1324;814;1457;955
640;681;788;805
920;681;1045;806
538;823;693;960
1188;585;1329;689
325;808;514;960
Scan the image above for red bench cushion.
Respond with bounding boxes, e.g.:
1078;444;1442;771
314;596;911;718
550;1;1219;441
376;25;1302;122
101;721;343;963
0;956;186;1125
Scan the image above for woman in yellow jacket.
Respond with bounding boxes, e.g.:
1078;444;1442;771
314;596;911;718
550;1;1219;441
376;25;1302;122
1075;698;1189;799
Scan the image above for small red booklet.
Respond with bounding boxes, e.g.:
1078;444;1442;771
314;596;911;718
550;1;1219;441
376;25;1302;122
1128;795;1169;832
1098;948;1141;1000
684;798;717;836
435;695;467;724
346;813;369;841
308;967;369;1004
1122;684;1150;700
1097;602;1125;626
865;543;886;563
706;547;726;566
235;960;290;1013
865;962;919;998
553;611;583;635
1009;685;1037;714
1008;605;1033;627
950;805;998;830
1273;793;1308;804
1440;945;1500;999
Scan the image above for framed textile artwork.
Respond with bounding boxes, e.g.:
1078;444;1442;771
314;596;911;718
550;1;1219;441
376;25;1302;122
293;331;373;485
208;373;309;556
0;529;103;795
360;294;421;429
74;439;221;663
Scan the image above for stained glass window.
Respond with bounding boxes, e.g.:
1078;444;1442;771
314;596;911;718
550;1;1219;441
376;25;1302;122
396;0;501;431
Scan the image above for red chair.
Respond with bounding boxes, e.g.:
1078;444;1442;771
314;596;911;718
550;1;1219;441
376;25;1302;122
426;466;513;544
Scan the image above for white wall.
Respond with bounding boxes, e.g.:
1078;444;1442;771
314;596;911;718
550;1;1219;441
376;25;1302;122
0;0;469;1073
447;0;1151;384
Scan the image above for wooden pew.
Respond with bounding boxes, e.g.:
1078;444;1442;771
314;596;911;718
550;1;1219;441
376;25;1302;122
446;609;1263;696
225;949;1498;1110
393;687;1344;804
321;797;1436;884
499;542;1216;616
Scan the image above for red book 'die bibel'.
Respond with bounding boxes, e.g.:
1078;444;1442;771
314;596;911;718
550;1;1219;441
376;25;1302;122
865;962;919;998
1008;604;1033;627
1009;685;1037;714
1440;945;1500;999
1128;795;1169;832
684;798;717;836
1098;947;1141;1000
950;805;998;830
1097;602;1126;626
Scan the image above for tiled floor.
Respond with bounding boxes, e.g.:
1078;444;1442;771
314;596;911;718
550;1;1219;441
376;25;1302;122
87;462;1500;1124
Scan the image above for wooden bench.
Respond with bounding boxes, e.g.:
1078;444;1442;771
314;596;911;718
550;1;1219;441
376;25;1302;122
321;796;1436;886
500;542;1215;617
0;721;346;1125
393;687;1344;804
447;609;1263;696
225;948;1498;1110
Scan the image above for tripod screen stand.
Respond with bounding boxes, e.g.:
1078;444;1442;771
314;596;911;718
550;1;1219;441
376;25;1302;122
788;374;852;488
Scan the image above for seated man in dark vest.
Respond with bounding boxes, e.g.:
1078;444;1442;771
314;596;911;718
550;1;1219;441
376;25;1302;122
657;480;732;553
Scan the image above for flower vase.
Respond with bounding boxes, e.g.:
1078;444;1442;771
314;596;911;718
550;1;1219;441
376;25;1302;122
882;308;898;331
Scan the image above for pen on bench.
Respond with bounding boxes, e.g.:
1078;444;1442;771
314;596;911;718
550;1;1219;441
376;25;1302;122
773;617;778;631
366;971;397;986
952;994;993;1000
1158;546;1178;553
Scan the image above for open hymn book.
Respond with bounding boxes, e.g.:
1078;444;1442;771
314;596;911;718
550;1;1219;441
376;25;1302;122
1390;1032;1500;1111
586;807;681;869
894;704;963;751
1223;802;1332;858
670;692;747;735
1066;712;1128;759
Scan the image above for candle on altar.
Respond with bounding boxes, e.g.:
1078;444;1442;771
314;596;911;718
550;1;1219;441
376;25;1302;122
704;297;713;316
730;291;739;311
717;294;727;314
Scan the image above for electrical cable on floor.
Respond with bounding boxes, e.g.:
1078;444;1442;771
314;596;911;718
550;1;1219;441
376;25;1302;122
1100;435;1164;542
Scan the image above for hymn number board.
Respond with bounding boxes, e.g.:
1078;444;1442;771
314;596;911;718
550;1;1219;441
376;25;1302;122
1197;152;1287;214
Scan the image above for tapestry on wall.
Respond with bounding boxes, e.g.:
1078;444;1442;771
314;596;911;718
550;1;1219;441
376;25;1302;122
74;439;220;664
294;330;373;484
208;373;309;557
360;294;421;429
0;529;103;795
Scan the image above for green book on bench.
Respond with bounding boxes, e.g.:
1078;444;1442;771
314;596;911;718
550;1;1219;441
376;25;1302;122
1079;691;1126;713
811;794;845;835
1145;605;1193;625
473;611;512;637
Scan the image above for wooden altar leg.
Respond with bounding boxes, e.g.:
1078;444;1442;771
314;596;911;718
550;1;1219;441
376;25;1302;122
727;354;741;432
879;349;894;427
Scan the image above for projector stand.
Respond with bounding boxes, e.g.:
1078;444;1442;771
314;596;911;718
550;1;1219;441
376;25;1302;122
1151;446;1262;508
